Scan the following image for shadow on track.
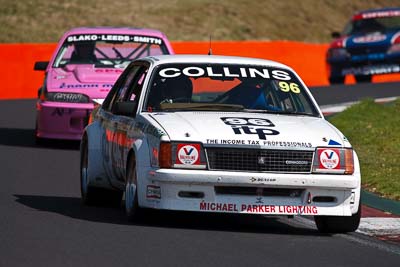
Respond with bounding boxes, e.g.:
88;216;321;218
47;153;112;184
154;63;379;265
14;194;321;236
0;128;80;150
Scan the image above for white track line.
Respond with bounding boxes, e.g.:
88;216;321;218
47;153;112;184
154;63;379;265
320;96;400;115
358;218;400;236
293;216;400;255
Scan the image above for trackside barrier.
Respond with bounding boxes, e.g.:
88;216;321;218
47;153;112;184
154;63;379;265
1;41;400;99
0;43;57;99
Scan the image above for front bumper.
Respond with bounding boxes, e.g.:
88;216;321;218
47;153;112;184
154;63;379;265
140;169;361;216
328;52;400;77
341;64;400;76
36;101;94;140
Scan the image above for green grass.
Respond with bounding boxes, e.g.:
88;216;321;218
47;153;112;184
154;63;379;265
329;99;400;200
0;0;398;43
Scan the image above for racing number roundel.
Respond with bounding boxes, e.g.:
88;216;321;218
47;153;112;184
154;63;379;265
319;149;340;169
176;144;201;165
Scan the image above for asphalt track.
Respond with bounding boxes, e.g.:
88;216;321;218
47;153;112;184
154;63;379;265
1;82;400;267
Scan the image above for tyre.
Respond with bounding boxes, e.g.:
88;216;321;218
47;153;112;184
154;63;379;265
34;120;47;146
125;156;142;221
355;75;372;83
35;136;48;146
328;66;345;84
314;202;361;233
329;75;345;84
80;137;122;206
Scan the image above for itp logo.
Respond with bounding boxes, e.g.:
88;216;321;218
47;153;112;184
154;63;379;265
221;117;280;140
177;144;200;165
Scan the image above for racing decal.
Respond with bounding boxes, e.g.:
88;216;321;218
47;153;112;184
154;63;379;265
353;34;386;43
176;144;201;165
351;53;385;62
59;83;113;89
328;139;341;146
342;65;400;76
278;81;300;94
94;69;124;73
158;67;291;80
249;177;277;183
66;34;163;45
105;128;135;148
318;148;340;169
205;138;312;148
354;10;400;20
199;202;318;214
221;117;279;140
146;185;161;199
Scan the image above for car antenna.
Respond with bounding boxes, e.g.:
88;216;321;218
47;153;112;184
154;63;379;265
208;35;212;55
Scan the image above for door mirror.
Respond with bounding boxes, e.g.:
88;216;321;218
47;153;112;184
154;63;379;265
114;101;137;116
331;31;341;39
34;61;49;71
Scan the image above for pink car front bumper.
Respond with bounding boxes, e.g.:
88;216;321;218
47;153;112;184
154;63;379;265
36;101;95;140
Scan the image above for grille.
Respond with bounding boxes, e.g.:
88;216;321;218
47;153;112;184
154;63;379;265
215;186;304;197
347;45;387;56
206;148;313;173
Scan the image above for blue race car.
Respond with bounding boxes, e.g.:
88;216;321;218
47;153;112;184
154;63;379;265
327;8;400;84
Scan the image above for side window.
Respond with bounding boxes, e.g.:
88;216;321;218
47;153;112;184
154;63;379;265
125;67;148;103
102;66;135;111
107;65;141;112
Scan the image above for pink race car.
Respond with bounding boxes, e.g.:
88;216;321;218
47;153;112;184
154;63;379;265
34;27;174;141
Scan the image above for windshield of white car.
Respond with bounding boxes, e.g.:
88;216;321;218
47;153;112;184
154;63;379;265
344;16;400;35
143;63;320;117
52;35;169;68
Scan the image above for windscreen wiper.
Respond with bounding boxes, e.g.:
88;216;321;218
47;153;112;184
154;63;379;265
245;109;317;117
159;103;245;111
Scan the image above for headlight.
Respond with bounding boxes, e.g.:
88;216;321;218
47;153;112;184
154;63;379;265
45;92;90;103
312;147;354;174
387;43;400;54
327;48;349;59
159;142;207;169
388;34;400;54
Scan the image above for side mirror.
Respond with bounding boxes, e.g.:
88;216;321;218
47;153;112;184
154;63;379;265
331;31;341;39
34;61;49;71
114;101;137;117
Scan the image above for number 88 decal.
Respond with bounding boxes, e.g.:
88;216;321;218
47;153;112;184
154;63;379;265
278;81;300;94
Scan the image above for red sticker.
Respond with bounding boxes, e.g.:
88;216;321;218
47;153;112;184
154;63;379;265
176;144;201;165
319;149;340;169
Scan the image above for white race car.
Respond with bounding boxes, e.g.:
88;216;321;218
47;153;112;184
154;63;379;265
81;55;361;233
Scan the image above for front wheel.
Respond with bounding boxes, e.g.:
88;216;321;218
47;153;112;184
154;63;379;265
328;66;345;84
34;119;47;146
355;75;372;83
314;202;361;233
125;156;141;221
329;75;345;84
80;137;122;206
